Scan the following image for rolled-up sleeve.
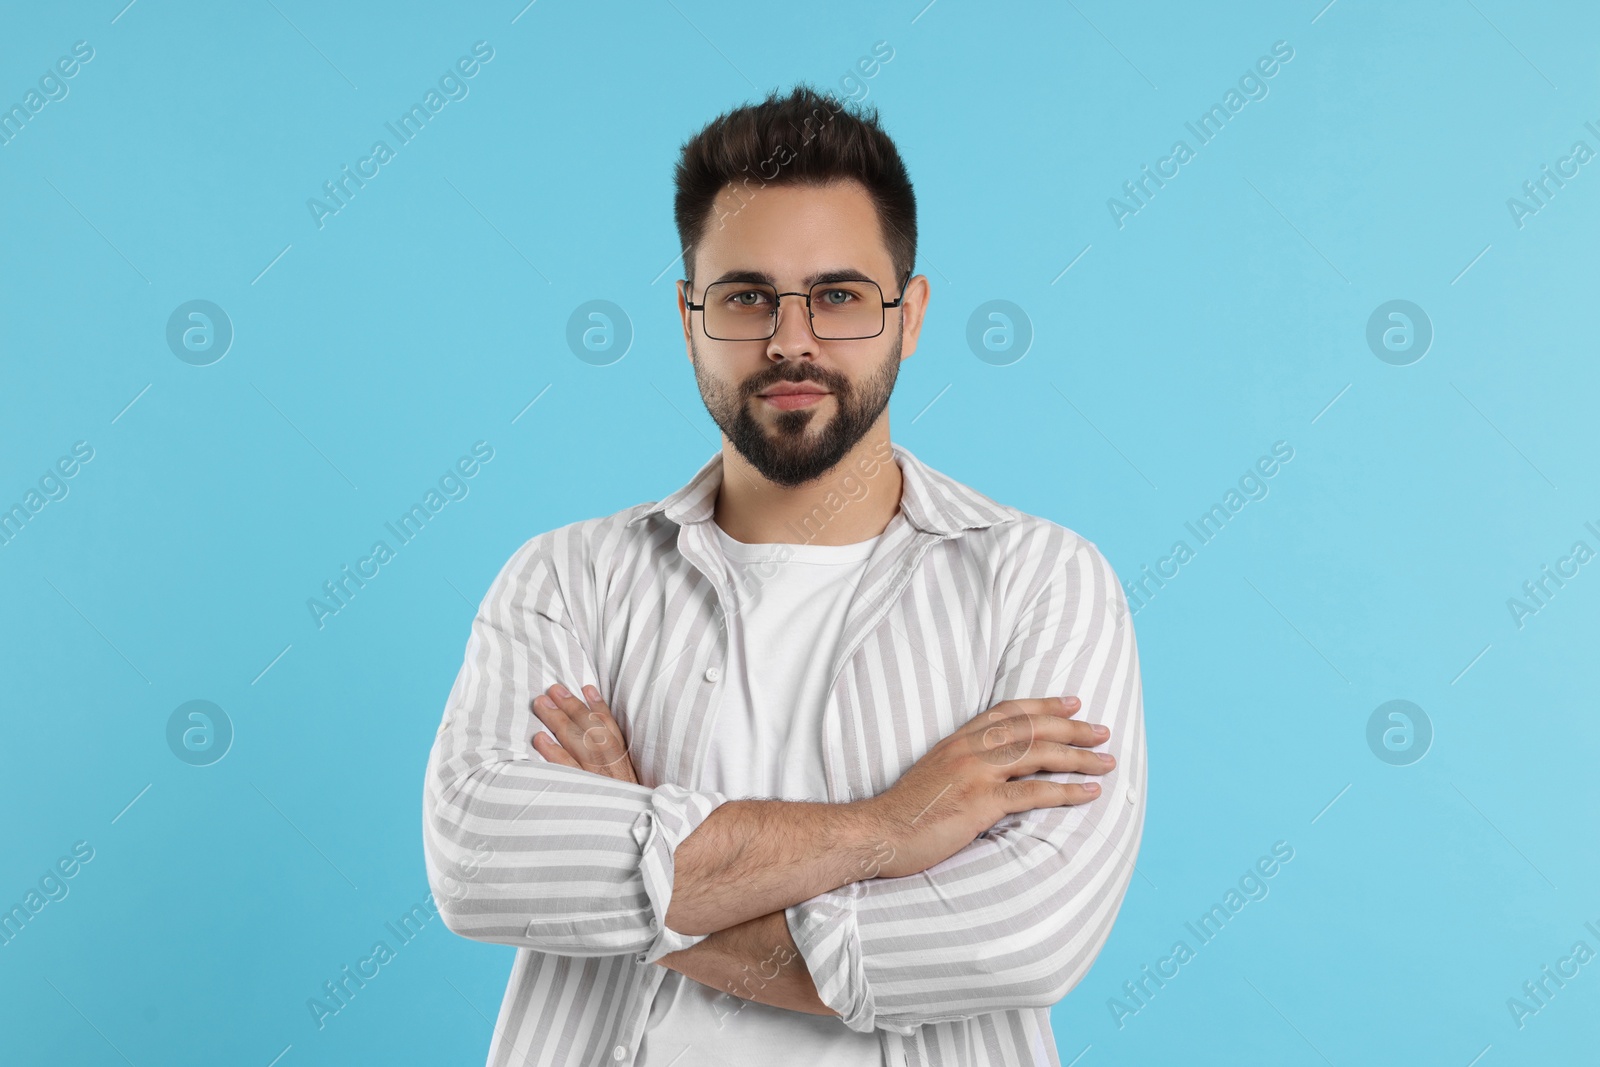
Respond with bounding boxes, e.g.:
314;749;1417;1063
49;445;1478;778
785;531;1147;1034
423;529;733;963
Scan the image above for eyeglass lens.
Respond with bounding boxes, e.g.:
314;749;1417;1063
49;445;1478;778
701;281;885;340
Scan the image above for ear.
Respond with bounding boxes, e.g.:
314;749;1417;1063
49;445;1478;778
897;273;930;361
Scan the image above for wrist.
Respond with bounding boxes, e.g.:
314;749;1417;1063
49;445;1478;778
834;798;893;885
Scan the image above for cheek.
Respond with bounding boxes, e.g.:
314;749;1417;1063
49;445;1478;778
695;351;761;400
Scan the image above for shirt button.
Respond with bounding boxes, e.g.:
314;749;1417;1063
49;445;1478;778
613;1045;628;1060
649;917;659;930
704;666;721;682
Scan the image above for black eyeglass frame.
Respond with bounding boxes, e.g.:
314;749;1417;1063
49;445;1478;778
684;268;914;341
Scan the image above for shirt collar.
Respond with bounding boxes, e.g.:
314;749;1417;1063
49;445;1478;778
625;442;1017;539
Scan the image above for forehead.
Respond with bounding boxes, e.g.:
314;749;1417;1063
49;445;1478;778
693;178;893;281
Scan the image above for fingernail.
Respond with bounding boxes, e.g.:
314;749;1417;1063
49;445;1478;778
552;683;571;698
1083;782;1100;792
1097;752;1114;763
583;684;598;700
534;695;552;710
1094;724;1109;737
1062;696;1080;709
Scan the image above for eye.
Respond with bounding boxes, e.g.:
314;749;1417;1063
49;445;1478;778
727;288;772;308
818;288;857;306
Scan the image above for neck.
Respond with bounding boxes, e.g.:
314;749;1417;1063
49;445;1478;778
712;424;902;546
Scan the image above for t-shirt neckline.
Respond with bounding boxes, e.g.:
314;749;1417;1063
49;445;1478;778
711;520;880;565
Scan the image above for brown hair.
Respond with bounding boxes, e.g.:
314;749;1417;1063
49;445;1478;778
672;83;916;288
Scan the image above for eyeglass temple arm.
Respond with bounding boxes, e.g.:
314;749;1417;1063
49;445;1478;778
884;269;913;307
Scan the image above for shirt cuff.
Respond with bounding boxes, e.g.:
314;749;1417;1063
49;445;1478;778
785;882;876;1033
633;782;733;965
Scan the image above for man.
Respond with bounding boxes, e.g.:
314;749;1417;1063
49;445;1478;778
423;84;1146;1067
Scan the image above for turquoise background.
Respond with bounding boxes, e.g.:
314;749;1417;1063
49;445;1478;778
2;1;1596;1064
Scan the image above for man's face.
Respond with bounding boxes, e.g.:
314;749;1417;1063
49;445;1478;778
677;179;926;488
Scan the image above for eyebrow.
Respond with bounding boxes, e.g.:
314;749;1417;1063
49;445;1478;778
708;267;879;289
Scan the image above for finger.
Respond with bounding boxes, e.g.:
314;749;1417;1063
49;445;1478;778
546;682;613;735
545;682;591;719
964;696;1084;735
963;708;1041;769
531;730;581;769
536;687;626;776
980;731;1115;774
1013;740;1115;776
1024;710;1110;748
579;684;621;732
532;685;580;731
580;685;639;781
979;726;1120;777
962;710;1109;769
978;702;1108;746
533;691;586;753
1000;778;1103;813
546;684;635;779
1016;695;1083;716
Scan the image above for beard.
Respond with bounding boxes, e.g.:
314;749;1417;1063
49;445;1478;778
691;329;902;488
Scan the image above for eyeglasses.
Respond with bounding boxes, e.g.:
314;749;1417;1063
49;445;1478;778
685;269;912;341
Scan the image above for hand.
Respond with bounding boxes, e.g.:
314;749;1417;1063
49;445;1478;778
530;683;640;784
860;695;1112;879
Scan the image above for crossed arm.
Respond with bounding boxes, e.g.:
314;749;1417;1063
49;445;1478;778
530;682;884;1016
660;904;829;1014
423;528;1145;1034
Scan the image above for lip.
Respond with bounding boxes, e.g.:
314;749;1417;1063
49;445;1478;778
757;383;831;410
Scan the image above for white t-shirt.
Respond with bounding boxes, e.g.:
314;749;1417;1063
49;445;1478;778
637;520;885;1067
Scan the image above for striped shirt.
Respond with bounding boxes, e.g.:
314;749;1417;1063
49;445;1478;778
423;441;1147;1067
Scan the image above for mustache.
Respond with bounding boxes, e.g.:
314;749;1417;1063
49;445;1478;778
743;363;848;397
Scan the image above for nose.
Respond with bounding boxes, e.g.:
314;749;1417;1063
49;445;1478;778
768;291;818;358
